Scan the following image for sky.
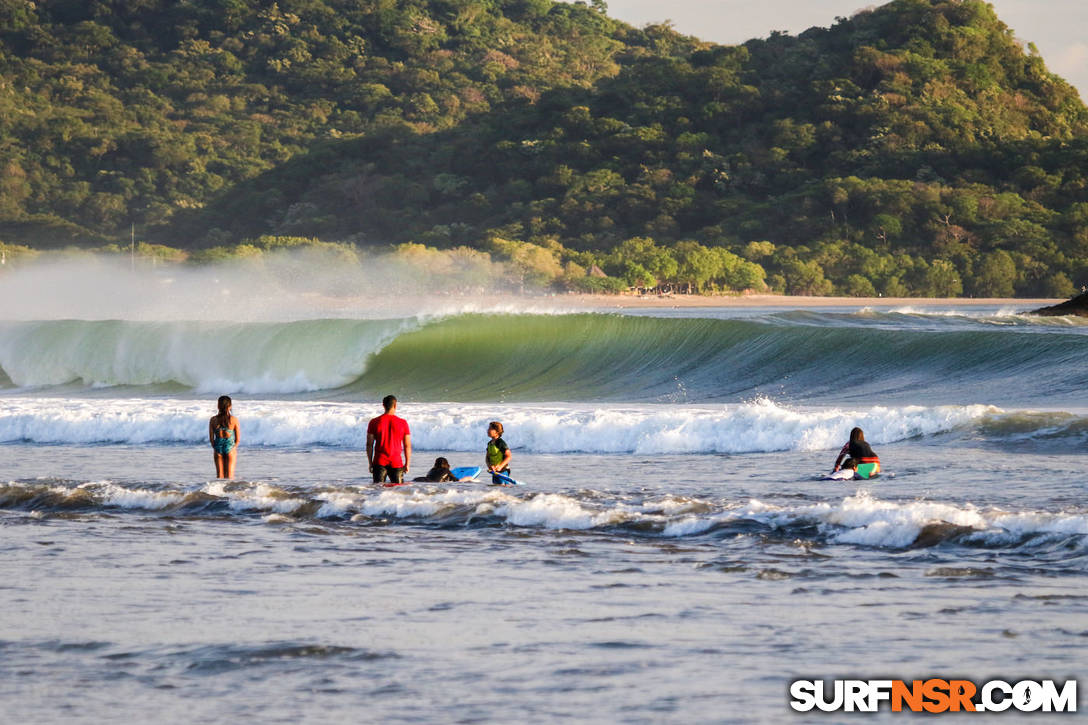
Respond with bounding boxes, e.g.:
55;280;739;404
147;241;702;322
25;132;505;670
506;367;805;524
595;0;1087;98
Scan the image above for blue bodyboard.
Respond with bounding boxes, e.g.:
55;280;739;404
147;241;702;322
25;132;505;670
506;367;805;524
451;466;482;481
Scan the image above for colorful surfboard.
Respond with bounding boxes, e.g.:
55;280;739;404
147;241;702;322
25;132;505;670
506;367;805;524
489;471;521;486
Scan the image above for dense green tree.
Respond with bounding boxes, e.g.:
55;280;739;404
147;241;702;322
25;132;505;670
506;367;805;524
0;0;1086;295
843;274;877;297
783;259;834;296
672;241;720;293
922;259;964;297
712;247;765;292
971;249;1017;297
622;261;654;288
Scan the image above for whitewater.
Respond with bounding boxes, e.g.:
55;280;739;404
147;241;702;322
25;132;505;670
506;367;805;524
3;283;1087;722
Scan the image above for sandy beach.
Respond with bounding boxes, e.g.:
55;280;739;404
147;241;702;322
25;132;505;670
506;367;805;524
535;293;1064;310
306;292;1068;318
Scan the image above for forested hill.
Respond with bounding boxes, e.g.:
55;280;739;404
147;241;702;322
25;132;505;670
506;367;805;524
0;0;637;239
3;0;1088;296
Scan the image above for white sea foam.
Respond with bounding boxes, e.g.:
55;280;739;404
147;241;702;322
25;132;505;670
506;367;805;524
357;488;489;518
313;490;362;518
0;397;1000;454
326;487;1088;546
823;493;987;547
410;399;1000;455
218;483;309;514
694;493;1088;549
494;493;607;529
662;515;720;537
5;479;1087;549
982;510;1088;540
86;481;187;510
640;496;713;517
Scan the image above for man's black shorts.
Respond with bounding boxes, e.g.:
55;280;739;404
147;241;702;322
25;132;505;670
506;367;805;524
373;465;405;484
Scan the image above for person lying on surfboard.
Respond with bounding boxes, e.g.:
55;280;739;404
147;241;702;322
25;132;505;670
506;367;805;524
485;421;513;485
414;457;475;483
832;427;880;479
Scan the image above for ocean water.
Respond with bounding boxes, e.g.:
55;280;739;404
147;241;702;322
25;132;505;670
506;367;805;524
2;303;1087;722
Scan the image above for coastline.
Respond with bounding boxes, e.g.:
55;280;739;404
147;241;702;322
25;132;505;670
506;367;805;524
304;292;1067;317
529;293;1063;310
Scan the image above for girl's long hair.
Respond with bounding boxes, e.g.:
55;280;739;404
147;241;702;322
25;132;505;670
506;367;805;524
215;395;232;429
850;427;864;443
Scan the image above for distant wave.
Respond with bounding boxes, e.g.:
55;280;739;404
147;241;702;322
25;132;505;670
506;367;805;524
2;310;1087;403
4;481;1085;555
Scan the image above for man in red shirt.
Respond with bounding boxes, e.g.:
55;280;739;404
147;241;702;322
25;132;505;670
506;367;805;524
366;394;412;484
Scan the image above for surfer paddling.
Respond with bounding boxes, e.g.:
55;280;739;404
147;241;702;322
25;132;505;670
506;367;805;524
367;394;412;484
832;427;880;480
209;395;240;479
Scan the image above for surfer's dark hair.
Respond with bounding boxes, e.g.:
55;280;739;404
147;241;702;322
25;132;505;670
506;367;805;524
488;421;503;436
434;457;450;469
215;395;232;428
382;394;397;411
850;427;864;443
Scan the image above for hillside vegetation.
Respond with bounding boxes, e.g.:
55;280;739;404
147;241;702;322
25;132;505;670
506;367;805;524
2;0;1087;296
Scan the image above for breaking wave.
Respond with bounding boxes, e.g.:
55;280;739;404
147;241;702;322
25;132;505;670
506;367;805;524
0;398;1012;453
1;309;1086;403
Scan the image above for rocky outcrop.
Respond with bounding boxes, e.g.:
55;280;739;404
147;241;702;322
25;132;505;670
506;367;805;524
1030;293;1088;316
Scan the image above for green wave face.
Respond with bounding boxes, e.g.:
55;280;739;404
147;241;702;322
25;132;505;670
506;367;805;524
356;312;1088;405
356;313;741;401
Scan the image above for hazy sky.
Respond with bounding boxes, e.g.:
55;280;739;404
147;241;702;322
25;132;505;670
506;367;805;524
596;0;1087;98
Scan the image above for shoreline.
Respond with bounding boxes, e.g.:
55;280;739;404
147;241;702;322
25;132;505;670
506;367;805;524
295;292;1068;316
522;293;1063;310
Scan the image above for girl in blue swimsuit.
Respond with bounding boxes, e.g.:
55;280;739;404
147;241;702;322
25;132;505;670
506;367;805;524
209;395;241;479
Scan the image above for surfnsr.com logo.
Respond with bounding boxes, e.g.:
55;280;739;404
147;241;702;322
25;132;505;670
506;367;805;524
789;679;1078;713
